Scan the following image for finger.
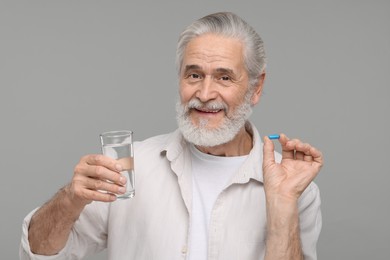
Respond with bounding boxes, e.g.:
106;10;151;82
84;154;123;172
295;142;311;161
87;165;126;185
79;187;118;203
71;177;117;203
295;151;304;160
91;191;117;202
279;134;294;160
303;154;313;162
74;161;126;186
297;143;313;162
285;138;301;150
84;177;126;195
263;136;275;167
310;146;324;167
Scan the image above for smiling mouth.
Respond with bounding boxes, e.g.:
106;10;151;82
194;108;223;114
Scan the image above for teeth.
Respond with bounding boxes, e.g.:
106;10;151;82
198;108;220;113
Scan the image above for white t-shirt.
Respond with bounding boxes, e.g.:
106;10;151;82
189;144;248;260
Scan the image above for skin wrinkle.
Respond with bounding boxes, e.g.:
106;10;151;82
177;34;257;153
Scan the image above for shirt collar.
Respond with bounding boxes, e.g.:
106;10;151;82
232;121;264;184
160;121;264;183
160;128;186;163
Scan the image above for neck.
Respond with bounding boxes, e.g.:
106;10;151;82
195;126;253;157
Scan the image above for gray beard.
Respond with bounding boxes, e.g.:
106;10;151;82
176;94;253;147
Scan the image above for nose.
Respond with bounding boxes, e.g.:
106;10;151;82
195;76;218;102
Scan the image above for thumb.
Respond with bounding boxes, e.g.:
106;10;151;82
263;136;276;168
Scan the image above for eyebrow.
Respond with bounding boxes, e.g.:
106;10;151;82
183;65;202;73
183;65;235;75
215;68;234;75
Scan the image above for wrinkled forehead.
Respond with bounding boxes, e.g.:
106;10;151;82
181;34;246;73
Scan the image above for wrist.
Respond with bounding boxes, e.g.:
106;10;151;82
62;185;88;217
266;195;299;232
265;192;299;208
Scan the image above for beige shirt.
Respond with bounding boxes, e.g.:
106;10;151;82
20;123;322;260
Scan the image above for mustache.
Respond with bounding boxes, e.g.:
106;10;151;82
186;99;228;112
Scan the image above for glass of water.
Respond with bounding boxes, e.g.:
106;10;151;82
100;130;135;199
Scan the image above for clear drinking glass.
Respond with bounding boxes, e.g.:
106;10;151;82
100;130;135;199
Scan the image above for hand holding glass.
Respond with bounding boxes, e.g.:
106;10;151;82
100;131;135;199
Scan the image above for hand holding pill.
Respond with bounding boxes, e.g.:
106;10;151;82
262;133;323;201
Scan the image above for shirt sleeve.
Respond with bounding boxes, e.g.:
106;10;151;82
297;182;322;260
19;201;109;260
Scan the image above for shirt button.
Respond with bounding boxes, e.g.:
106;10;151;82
181;245;187;255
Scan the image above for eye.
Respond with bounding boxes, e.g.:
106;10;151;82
189;74;201;79
184;73;201;79
185;73;202;82
220;75;230;81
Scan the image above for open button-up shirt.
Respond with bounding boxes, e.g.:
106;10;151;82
20;122;322;260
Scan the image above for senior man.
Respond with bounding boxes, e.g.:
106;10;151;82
20;12;323;260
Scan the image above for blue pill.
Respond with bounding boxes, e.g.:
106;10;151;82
268;134;280;140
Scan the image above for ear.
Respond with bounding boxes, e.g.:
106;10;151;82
251;72;266;106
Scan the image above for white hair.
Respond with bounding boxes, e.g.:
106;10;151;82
176;12;266;89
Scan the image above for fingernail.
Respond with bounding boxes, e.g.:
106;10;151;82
115;164;122;171
120;176;126;185
118;187;126;194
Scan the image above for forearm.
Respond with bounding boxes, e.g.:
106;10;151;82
264;197;303;260
28;185;87;255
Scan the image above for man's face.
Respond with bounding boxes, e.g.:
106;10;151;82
177;34;255;147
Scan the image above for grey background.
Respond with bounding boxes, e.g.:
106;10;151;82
1;0;389;259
